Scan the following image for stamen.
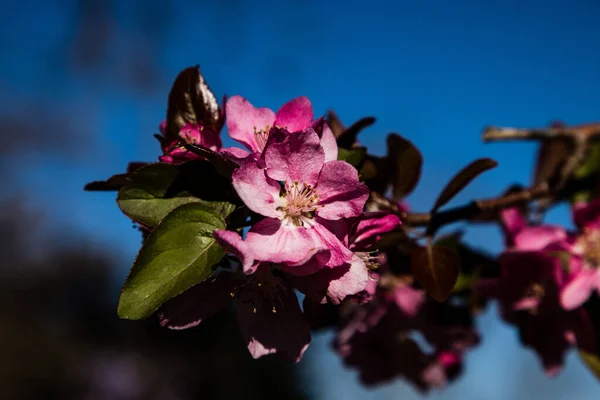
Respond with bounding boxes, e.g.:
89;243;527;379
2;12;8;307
253;125;271;151
282;181;320;226
578;228;600;267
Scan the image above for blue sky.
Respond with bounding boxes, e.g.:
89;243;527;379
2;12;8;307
2;1;600;398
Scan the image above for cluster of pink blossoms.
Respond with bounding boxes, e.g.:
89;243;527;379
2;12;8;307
156;95;401;361
476;201;600;375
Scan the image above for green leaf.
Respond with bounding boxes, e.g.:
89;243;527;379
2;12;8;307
410;243;460;302
117;202;233;319
579;351;600;380
338;147;367;167
117;161;236;227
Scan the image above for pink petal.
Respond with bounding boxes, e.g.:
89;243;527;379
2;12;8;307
560;268;598;310
312;218;354;267
158;272;237;330
315;160;369;220
159;120;167;135
213;230;256;274
295;255;368;305
351;212;401;249
325;258;369;304
513;226;567;251
274;96;314;133
220;146;252;163
226;95;275;153
264;129;325;186
178;123;222;151
573;198;600;229
392;285;425;317
232;161;284;218
318;122;338;163
237;282;311;362
500;207;526;241
245;218;322;266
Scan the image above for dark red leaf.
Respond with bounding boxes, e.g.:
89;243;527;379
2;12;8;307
411;244;460;302
431;158;498;213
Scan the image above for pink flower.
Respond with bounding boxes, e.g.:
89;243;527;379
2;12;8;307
159;263;311;362
158;122;222;164
558;199;600;310
224;95;337;161
497;206;600;311
230;129;369;269
216;224;369;307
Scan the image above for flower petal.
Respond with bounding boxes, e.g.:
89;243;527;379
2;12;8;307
573;198;600;229
220;146;252;163
327;256;369;304
232;161;284;218
237;282;311;362
275;96;314;133
318;122;338;162
513;226;567;251
158;272;237;330
226;95;275;153
351;212;401;250
214;230;257;274
264;129;325;186
311;218;354;266
560;268;598;310
293;255;368;304
392;285;425;317
245;218;322;265
179;123;222;151
500;207;526;243
315;160;369;220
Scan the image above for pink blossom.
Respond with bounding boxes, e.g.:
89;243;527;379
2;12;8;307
159;264;311;362
224;95;337;161
230;129;369;269
158;122;222;164
558;199;600;310
216;226;369;307
497;206;600;311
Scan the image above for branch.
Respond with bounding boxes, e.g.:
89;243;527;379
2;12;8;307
482;122;600;143
403;183;550;235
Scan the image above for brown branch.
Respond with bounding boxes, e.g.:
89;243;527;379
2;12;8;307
482;122;600;142
402;183;550;236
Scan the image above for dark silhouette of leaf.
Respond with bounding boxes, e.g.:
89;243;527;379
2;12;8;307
184;143;239;177
165;66;222;141
326;110;345;138
83;162;148;191
337;116;376;149
117;161;236;228
411;244;460;302
387;134;423;200
431;158;498;213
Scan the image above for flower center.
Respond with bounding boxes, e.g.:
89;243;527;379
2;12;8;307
578;228;600;267
237;266;288;314
355;251;381;270
281;181;320;226
253;125;271;151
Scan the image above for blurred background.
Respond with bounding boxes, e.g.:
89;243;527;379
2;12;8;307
1;0;600;399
